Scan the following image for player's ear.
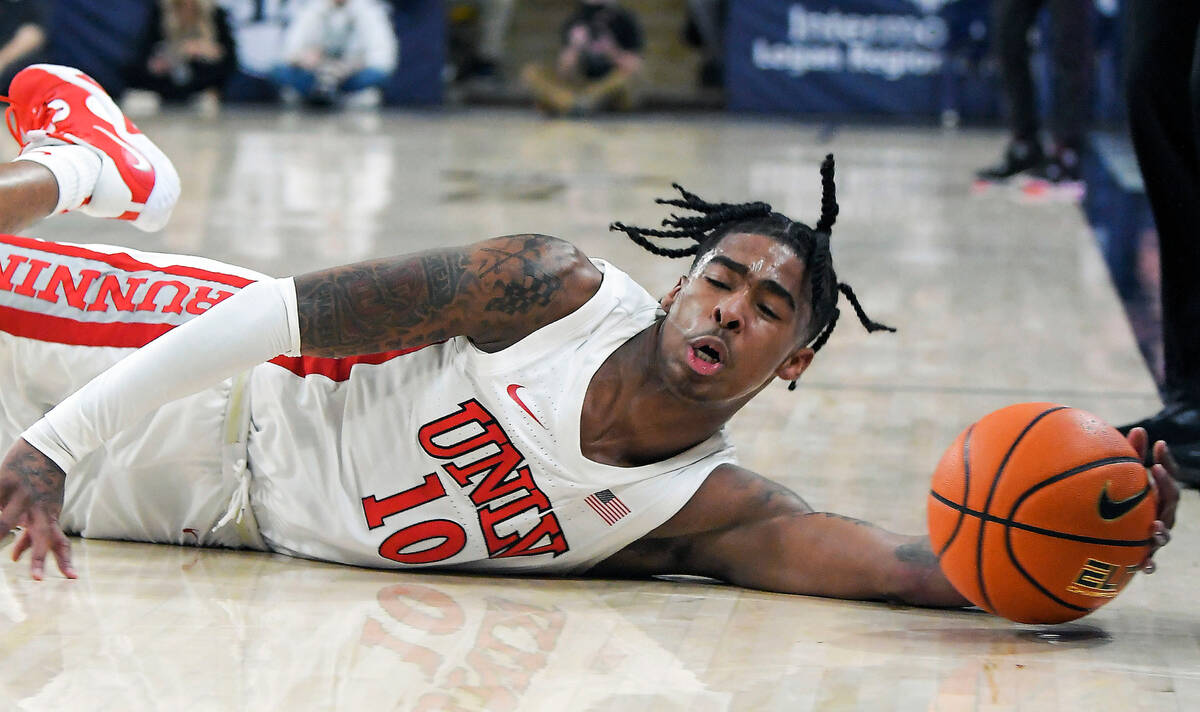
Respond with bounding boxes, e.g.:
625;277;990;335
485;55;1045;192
659;277;686;313
776;346;814;382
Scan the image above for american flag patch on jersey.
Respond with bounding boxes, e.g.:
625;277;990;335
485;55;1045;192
585;489;630;525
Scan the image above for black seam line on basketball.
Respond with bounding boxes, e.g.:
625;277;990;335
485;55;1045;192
1002;454;1147;612
929;490;1155;547
1006;455;1145;523
937;425;973;559
1003;524;1089;613
975;406;1068;614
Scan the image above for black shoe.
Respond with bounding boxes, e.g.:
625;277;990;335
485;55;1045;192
975;140;1043;182
1117;402;1200;440
1118;402;1200;487
455;56;499;82
1165;442;1200;488
1025;148;1082;184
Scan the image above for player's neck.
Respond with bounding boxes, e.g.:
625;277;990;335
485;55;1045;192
579;324;746;467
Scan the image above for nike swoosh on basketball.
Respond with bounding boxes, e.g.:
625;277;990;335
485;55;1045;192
506;384;545;429
1098;482;1151;521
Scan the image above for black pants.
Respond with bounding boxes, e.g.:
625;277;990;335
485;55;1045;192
126;62;232;103
0;51;50;94
991;0;1091;148
1124;2;1200;403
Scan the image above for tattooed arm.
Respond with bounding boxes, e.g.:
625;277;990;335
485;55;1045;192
589;464;970;607
0;235;601;579
295;234;602;356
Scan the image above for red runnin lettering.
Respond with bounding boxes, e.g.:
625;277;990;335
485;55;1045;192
0;238;255;348
0;252;235;316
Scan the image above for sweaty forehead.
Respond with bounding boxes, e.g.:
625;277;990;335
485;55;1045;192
693;232;808;299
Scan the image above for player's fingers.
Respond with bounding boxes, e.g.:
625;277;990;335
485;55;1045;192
1139;521;1170;573
27;528;50;581
50;529;75;579
10;530;30;561
1127;427;1149;462
25;508;61;581
1154;440;1180;475
1150;463;1179;530
1152;520;1170;548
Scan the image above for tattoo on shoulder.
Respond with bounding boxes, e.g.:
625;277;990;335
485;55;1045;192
295;234;579;356
296;251;476;355
894;538;939;567
479;236;564;316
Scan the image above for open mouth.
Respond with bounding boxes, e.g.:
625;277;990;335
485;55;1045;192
686;337;726;376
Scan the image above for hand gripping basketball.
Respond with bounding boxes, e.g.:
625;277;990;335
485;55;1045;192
0;438;75;580
927;403;1176;624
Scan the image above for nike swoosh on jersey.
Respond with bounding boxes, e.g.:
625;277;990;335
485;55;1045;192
1098;481;1152;521
506;384;545;429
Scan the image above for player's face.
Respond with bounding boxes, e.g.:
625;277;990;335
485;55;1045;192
657;232;815;403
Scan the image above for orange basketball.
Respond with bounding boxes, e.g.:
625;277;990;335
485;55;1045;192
927;403;1157;624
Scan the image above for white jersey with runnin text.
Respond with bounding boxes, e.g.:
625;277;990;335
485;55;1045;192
0;235;737;574
247;259;737;574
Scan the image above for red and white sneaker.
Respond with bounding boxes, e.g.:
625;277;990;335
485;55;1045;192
3;64;179;232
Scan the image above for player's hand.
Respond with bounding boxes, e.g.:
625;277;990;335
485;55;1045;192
1125;427;1179;574
0;438;75;580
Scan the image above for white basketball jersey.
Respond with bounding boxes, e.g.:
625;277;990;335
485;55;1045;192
246;260;737;574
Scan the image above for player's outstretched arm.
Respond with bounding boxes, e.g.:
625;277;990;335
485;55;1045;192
294;234;601;356
594;433;1179;606
590;464;971;607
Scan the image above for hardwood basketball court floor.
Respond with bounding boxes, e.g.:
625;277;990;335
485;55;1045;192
0;109;1192;711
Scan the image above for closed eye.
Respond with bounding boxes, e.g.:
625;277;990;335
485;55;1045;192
758;304;779;320
705;277;730;290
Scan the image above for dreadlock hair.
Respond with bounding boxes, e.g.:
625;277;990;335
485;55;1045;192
609;154;895;391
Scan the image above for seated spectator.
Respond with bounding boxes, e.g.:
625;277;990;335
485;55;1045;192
272;0;399;108
0;0;49;91
125;0;237;115
218;0;297;104
448;0;516;82
683;0;725;89
519;0;643;117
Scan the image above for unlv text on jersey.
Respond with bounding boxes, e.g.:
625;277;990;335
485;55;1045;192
361;399;570;565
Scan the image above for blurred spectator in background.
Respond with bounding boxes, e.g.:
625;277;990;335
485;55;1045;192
683;0;725;89
448;0;516;83
272;0;398;108
0;0;49;91
975;0;1092;191
125;0;237;115
1117;3;1200;487
219;0;297;103
520;0;643;117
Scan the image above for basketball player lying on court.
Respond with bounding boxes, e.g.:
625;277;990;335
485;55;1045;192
0;66;1179;607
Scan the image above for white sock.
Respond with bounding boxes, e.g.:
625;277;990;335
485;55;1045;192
13;145;102;214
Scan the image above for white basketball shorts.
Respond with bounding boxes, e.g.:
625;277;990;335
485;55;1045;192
0;234;269;548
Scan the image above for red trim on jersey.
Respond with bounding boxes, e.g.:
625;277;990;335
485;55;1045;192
268;343;442;382
0;234;255;288
0;303;174;347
